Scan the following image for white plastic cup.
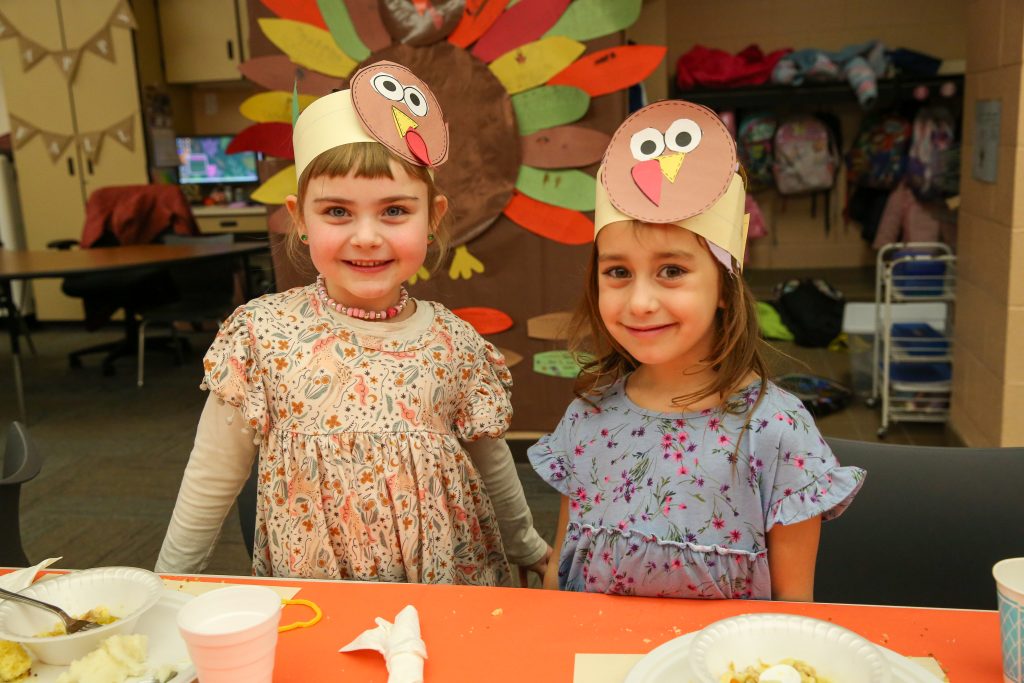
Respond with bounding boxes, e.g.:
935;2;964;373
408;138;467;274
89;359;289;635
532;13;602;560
994;558;1024;683
176;585;281;683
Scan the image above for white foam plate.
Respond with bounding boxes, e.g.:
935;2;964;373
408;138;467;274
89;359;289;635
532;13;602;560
624;631;943;683
28;590;196;683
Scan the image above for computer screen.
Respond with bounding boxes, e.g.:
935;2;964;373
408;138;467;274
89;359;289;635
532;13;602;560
176;135;259;184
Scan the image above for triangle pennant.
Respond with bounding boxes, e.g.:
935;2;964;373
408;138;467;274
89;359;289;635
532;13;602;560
41;132;73;162
78;131;105;163
106;115;135;151
110;0;138;30
85;26;115;62
18;35;47;71
8;116;37;150
0;9;17;39
51;48;82;81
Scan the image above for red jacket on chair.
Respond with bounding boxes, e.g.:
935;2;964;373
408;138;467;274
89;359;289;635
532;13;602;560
79;185;199;248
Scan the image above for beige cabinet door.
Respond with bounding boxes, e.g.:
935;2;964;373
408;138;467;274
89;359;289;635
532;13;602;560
0;0;87;320
158;0;242;83
61;0;147;197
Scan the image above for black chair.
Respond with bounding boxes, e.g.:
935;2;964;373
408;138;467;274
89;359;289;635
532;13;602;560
135;233;238;387
816;437;1024;609
237;456;259;560
1;422;44;567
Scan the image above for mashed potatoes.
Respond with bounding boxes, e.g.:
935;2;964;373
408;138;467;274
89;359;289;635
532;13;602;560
55;633;147;683
721;659;832;683
0;641;31;683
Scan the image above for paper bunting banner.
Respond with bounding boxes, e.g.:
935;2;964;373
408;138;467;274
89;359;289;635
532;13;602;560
18;36;46;70
451;307;514;335
344;0;394;51
0;2;135;82
258;18;356;78
51;49;82;81
544;0;642;42
503;191;592;245
240;90;317;123
77;132;105;163
260;0;328;29
251;164;297;205
521;125;610;169
548;45;667;98
527;312;573;341
448;0;509;48
533;350;583;379
41;132;73;162
471;0;571;63
237;55;344;97
318;0;370;61
106;116;135;152
515;166;596;212
497;347;523;368
8;116;37;150
511;85;589;136
226;122;294;159
85;26;115;62
489;36;584;95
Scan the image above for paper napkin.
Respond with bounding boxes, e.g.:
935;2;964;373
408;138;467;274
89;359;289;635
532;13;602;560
339;604;427;683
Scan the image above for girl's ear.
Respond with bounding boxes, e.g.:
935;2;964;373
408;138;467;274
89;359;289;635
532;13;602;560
285;194;302;228
432;194;449;225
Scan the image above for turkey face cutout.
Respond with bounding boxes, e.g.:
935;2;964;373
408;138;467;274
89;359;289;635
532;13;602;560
602;100;735;223
350;60;449;168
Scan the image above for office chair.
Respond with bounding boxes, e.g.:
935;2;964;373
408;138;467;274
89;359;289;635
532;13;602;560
136;233;238;387
1;421;44;567
48;185;198;376
815;437;1024;609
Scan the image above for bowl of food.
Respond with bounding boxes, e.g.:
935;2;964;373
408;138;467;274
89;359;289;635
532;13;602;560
0;566;164;665
688;613;891;683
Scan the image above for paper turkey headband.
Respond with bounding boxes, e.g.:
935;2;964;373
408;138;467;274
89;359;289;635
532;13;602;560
292;60;449;182
595;100;749;272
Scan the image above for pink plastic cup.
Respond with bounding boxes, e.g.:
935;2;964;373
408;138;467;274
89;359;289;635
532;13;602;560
176;585;281;683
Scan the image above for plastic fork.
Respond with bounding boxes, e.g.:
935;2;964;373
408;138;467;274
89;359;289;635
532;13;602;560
0;586;104;634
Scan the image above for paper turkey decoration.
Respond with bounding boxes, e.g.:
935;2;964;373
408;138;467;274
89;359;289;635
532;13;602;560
235;0;665;280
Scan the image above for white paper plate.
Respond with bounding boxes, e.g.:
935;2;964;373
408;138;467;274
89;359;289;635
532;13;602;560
27;590;196;683
624;631;943;683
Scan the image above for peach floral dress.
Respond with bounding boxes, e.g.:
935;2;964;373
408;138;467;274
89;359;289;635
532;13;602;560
201;285;514;586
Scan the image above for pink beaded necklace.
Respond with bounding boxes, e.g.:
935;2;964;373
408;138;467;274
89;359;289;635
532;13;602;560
315;274;410;321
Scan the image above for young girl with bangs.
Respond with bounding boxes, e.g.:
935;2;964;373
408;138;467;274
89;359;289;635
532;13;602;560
528;100;863;601
157;62;550;585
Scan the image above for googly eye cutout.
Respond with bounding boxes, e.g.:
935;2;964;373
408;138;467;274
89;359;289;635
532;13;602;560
664;118;702;153
403;85;428;117
630;128;665;161
371;73;404;102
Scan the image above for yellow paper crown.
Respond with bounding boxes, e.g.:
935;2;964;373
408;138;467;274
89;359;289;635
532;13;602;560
292;89;376;182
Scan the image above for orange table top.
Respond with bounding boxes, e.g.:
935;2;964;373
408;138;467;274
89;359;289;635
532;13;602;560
161;574;1000;682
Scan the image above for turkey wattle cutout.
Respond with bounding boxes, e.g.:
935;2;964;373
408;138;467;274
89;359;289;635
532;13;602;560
601;100;736;224
350;60;449;168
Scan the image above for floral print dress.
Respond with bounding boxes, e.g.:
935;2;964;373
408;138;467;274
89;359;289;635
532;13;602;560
528;378;864;599
202;285;514;586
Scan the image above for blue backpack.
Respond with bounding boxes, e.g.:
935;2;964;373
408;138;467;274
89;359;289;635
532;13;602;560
737;112;777;191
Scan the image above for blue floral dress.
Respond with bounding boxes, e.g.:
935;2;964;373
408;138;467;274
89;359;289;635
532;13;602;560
528;378;864;599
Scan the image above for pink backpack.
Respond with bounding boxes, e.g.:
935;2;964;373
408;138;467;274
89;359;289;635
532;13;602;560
772;115;838;195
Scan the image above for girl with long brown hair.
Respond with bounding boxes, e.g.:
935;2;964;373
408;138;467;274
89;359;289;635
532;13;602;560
529;101;863;601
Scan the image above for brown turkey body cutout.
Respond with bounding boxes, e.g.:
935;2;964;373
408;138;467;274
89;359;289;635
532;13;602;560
350;60;449;168
601;100;735;224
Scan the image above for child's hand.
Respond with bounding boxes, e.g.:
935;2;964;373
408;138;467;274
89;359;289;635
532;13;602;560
518;544;553;588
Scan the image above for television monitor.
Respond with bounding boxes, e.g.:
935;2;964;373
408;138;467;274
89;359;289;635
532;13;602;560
176;135;259;184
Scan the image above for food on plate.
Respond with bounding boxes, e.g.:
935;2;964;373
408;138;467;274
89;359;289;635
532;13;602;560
36;606;118;637
720;659;832;683
55;633;147;683
0;640;31;683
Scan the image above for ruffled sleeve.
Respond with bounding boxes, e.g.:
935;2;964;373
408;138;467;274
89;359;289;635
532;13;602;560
761;392;865;532
526;412;574;496
200;304;270;438
452;339;513;441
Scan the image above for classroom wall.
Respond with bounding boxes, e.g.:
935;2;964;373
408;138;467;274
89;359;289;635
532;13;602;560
950;0;1024;447
632;0;968;270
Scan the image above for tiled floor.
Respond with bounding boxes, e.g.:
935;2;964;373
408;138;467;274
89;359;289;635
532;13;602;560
2;297;955;576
